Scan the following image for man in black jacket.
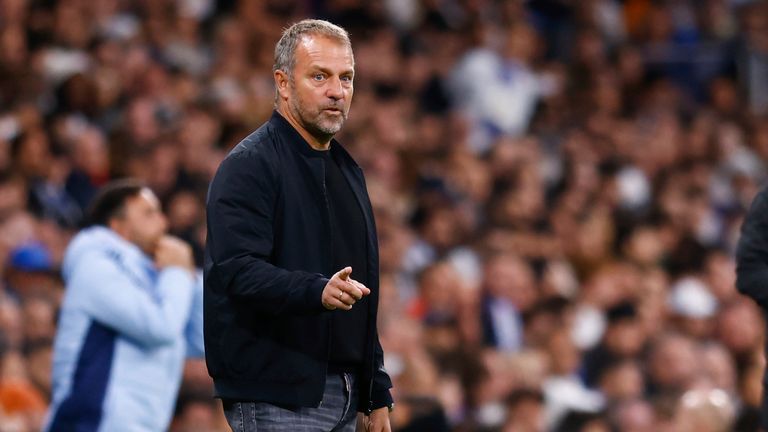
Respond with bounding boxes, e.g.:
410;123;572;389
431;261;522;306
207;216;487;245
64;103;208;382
204;19;393;432
736;185;768;431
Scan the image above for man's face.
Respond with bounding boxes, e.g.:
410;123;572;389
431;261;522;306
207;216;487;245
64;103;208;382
112;188;167;255
281;35;354;140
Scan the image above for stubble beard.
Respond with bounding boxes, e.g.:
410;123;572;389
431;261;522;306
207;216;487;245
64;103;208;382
289;90;347;141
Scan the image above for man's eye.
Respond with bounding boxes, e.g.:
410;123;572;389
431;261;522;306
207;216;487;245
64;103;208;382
313;74;325;81
341;76;353;83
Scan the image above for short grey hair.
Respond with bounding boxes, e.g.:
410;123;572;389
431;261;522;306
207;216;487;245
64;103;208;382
273;19;353;78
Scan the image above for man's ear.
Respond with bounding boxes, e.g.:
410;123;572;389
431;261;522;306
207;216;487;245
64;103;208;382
274;70;290;101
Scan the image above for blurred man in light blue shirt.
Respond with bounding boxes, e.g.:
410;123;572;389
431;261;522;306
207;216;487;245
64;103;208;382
44;179;204;432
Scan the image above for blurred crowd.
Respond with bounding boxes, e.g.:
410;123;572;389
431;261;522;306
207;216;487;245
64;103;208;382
1;0;768;431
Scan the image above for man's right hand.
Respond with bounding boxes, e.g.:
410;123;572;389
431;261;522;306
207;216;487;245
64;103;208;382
322;267;371;310
154;236;195;273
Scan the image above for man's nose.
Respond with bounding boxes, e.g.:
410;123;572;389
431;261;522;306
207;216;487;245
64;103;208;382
326;76;344;100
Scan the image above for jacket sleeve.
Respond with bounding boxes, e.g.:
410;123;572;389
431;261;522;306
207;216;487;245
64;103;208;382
369;333;394;411
71;252;196;347
736;186;768;307
206;151;328;315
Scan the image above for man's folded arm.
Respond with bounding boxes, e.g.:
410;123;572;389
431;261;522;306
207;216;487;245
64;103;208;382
72;252;196;347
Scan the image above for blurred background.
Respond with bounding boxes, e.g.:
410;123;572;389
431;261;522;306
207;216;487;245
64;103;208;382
0;0;767;430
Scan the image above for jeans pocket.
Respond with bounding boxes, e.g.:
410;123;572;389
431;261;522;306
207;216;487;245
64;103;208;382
223;401;247;432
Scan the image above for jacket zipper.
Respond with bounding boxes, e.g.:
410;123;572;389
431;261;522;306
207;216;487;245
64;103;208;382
319;165;332;409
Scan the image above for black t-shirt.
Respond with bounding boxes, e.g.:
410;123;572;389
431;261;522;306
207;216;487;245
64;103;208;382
319;148;369;368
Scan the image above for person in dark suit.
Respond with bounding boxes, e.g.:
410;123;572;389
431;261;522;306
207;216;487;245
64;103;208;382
204;19;393;432
736;185;768;432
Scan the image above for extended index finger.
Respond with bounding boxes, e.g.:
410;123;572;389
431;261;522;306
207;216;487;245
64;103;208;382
335;266;353;281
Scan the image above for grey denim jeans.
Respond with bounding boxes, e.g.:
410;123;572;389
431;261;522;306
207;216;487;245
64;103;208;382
223;372;358;432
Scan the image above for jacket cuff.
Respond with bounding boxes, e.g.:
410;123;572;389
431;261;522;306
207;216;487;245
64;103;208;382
307;276;329;312
369;389;393;411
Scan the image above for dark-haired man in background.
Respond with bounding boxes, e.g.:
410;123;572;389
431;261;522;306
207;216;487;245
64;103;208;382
44;179;204;432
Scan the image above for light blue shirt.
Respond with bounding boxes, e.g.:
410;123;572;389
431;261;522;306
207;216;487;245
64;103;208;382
44;226;204;432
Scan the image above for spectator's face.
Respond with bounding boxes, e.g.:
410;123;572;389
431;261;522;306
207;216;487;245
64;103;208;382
484;255;537;311
638;270;668;334
716;300;763;355
423;324;461;353
0;25;26;67
111;189;168;255
605;319;646;357
22;298;55;340
600;361;644;401
624;227;664;267
167;191;201;232
614;399;656;432
419;263;461;314
546;329;580;375
16;130;52;178
709;79;738;115
376;218;410;273
74;129;109;177
504;398;544;432
0;178;26;215
27;345;52;398
503;24;538;64
277;35;354;139
0;300;23;348
422;209;458;251
126;98;159;144
7;269;58;300
617;47;644;85
699;345;736;393
704;253;737;302
648;335;698;392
